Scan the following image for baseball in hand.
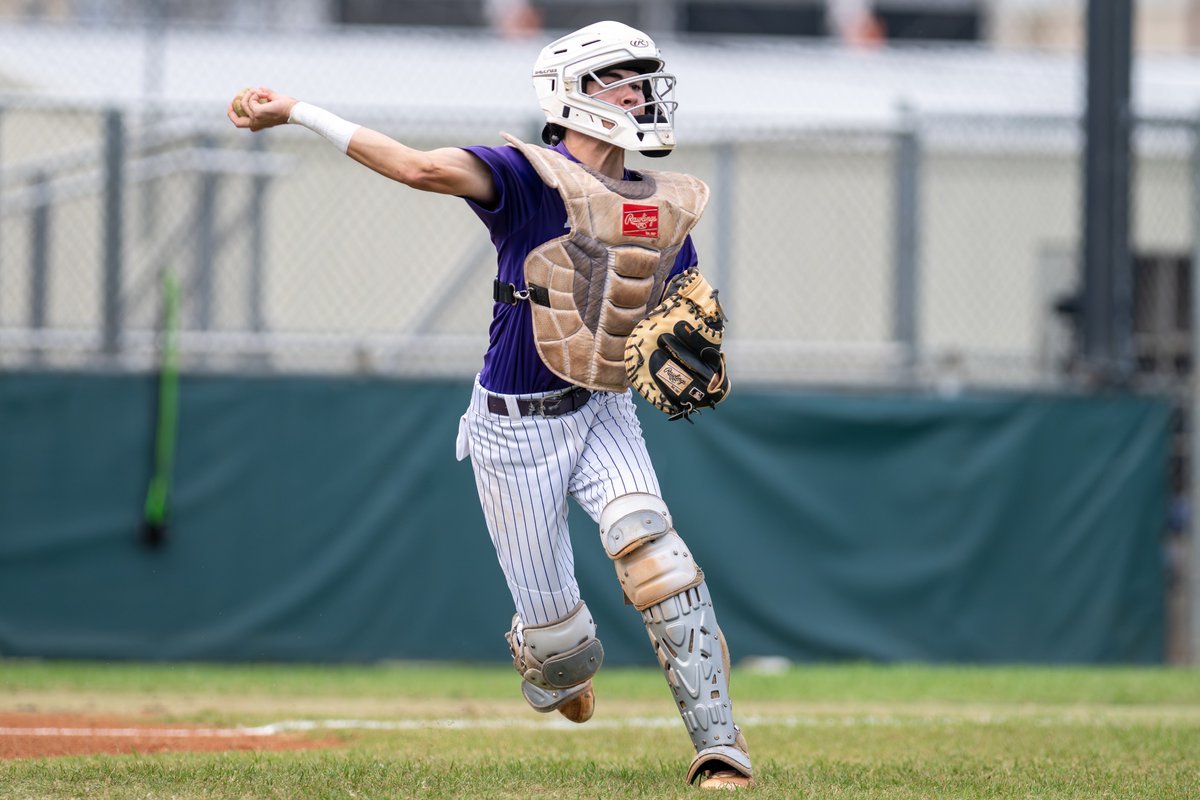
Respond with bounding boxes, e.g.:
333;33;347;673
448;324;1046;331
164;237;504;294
231;88;266;118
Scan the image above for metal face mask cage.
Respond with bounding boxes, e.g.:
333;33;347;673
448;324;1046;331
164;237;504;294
579;68;678;147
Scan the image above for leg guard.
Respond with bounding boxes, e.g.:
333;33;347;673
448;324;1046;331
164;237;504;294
647;583;753;786
505;601;604;714
518;678;594;715
600;494;753;786
600;492;703;610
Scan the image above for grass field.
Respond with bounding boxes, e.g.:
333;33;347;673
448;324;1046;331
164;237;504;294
1;659;1197;799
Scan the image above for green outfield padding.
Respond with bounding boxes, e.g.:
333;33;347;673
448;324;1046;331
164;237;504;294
0;371;1169;664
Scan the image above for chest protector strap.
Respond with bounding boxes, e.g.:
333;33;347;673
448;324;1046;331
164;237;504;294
502;134;710;392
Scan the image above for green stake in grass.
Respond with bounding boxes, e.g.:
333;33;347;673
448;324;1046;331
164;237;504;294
142;269;181;549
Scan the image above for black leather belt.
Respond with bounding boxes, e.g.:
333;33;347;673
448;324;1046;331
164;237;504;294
486;386;592;418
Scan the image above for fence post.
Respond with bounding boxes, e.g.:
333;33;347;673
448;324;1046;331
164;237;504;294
712;141;735;314
102;108;125;357
29;171;51;364
892;103;922;383
1081;0;1134;383
194;135;218;334
249;135;267;334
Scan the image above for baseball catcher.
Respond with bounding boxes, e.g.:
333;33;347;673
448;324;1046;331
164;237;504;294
230;18;753;790
625;267;730;421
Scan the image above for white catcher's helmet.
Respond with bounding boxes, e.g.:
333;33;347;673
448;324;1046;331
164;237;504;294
533;20;677;157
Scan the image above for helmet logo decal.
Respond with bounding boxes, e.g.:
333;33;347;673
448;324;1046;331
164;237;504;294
630;38;649;47
622;204;659;239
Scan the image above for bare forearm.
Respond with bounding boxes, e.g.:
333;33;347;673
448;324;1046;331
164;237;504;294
345;130;489;199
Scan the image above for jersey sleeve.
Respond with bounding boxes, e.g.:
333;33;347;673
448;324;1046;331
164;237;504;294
460;144;543;237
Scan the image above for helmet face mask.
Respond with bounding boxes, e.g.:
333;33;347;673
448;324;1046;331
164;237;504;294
578;66;676;148
533;21;677;156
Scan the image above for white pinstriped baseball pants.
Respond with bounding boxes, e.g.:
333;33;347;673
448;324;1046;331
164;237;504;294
457;376;662;627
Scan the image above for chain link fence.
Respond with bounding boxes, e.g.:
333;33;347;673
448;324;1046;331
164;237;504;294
1;8;1198;663
0;15;1196;393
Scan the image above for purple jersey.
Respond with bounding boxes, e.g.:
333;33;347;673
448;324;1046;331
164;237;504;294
462;141;698;395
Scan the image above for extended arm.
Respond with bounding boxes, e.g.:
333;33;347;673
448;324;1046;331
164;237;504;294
228;87;496;206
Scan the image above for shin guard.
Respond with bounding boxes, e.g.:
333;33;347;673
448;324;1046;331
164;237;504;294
642;581;753;785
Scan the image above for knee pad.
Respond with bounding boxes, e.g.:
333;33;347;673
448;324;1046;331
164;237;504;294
600;493;703;611
599;492;671;558
506;602;604;691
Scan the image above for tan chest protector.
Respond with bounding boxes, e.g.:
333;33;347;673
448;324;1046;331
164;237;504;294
503;134;710;392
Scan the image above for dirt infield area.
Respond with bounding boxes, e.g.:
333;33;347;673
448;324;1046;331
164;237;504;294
0;713;339;759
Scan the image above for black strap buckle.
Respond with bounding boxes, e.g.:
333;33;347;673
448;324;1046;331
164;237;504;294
493;279;527;305
493;280;550;307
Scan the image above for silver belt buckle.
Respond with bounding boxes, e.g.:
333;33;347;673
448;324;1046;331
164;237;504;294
535;388;571;416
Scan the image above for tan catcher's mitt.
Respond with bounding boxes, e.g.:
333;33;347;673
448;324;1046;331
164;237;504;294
625;268;730;422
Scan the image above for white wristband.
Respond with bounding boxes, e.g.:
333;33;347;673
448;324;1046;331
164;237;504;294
287;101;361;154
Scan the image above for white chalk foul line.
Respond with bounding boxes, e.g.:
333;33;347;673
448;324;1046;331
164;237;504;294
3;708;1195;739
247;717;682;734
0;717;679;738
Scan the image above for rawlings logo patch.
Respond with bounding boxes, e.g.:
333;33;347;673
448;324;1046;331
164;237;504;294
655;360;692;395
622;204;658;239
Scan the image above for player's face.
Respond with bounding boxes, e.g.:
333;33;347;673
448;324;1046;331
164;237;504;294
583;68;648;110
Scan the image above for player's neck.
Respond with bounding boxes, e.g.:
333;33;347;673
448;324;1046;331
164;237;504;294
562;131;626;180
